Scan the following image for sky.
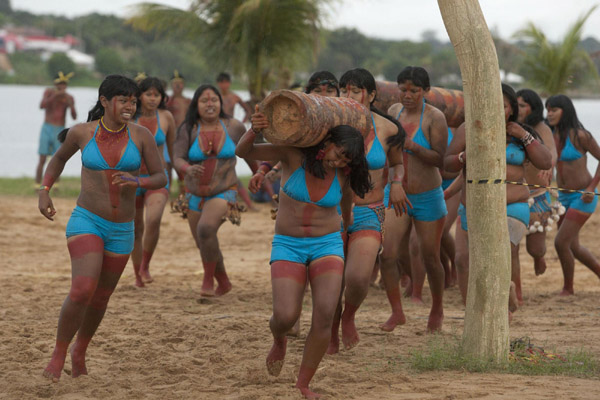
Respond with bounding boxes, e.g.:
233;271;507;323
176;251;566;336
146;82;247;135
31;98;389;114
12;0;600;42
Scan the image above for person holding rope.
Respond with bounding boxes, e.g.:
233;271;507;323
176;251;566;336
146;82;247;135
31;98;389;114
39;75;167;381
546;94;600;295
237;113;371;399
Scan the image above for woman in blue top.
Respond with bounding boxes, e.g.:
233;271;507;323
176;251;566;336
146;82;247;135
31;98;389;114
237;113;370;399
38;75;167;382
546;94;600;296
445;84;551;308
131;77;176;287
173;85;246;297
383;66;450;333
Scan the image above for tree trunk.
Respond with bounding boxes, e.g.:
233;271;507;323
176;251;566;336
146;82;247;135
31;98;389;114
438;0;511;361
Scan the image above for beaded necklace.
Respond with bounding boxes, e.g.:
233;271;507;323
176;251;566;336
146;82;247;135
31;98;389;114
100;116;127;134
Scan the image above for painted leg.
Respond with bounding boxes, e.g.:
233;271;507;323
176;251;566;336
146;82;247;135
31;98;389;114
139;191;168;283
511;243;523;306
132;199;145;287
409;230;425;305
196;199;228;297
526;231;547;276
554;212;589;296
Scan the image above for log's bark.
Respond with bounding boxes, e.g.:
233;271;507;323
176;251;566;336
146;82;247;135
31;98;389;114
258;90;371;147
374;81;465;128
438;0;511;361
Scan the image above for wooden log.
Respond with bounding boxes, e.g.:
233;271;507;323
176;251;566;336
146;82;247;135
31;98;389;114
373;81;465;127
258;90;371;147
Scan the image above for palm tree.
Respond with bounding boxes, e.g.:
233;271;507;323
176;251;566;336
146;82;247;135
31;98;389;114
128;0;323;102
515;6;599;96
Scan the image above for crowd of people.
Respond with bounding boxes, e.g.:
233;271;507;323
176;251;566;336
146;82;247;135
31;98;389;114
36;67;600;398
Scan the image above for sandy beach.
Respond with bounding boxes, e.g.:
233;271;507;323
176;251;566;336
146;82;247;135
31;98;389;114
1;195;600;399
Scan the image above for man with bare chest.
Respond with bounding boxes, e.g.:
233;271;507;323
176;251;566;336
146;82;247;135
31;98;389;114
36;72;77;183
166;70;191;128
216;72;252;122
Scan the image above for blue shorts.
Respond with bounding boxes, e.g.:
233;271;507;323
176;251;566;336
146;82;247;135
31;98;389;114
270;231;345;265
187;189;237;212
441;178;454;191
457;203;468;231
385;184;447;222
38;122;63;155
346;202;385;234
457;202;529;232
559;190;598;215
530;191;552;214
65;206;134;254
136;170;169;197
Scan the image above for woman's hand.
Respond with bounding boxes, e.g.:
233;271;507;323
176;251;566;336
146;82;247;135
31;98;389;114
38;191;56;221
185;164;205;178
403;137;416;153
248;172;265;193
250;105;269;132
582;192;595;203
537;169;553;186
506;122;526;140
112;172;140;188
389;183;412;217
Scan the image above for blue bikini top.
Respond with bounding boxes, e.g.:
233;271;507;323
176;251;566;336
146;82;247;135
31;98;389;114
135;111;166;147
506;138;526;166
81;124;141;171
188;120;236;162
398;99;431;154
282;165;342;208
366;114;386;170
559;135;583;162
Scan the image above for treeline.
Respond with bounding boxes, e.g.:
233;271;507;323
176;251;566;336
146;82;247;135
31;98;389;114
3;5;600;92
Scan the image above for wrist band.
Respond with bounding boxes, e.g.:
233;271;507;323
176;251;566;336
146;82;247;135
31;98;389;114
39;185;51;192
259;161;273;171
258;170;266;176
521;132;535;147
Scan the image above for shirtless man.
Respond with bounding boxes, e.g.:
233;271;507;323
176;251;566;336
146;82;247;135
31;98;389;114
216;72;252;122
166;70;191;192
36;72;77;183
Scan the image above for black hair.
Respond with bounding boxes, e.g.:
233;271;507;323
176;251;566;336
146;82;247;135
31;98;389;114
302;125;372;198
87;75;140;122
305;71;339;96
502;83;519;123
216;72;231;83
136;77;168;116
339;68;406;150
516;88;545;126
57;128;69;143
545;94;590;147
182;84;228;132
397;66;431;89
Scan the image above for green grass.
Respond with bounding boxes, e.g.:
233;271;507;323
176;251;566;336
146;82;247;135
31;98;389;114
409;334;600;378
0;175;253;198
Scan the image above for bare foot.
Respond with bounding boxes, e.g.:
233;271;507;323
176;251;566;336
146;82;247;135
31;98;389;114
70;346;88;378
287;319;300;337
427;311;444;333
559;288;574;296
410;296;425;306
135;277;145;288
297;386;322;399
266;337;287;376
326;332;339;355
341;316;359;350
43;351;66;382
379;311;406;332
201;278;215;297
534;257;547;276
140;267;153;283
215;282;232;296
508;282;518;313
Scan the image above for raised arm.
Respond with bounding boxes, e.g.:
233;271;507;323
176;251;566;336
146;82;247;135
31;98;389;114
405;109;447;168
235;106;289;163
507;122;552;170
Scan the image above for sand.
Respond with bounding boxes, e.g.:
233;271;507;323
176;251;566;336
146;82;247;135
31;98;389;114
1;195;600;399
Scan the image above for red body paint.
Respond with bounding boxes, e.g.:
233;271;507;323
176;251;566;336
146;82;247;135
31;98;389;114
271;261;307;284
103;254;129;274
67;235;104;259
308;257;343;280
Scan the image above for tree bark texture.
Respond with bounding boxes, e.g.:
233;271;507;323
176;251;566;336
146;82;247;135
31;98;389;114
438;0;511;361
374;81;465;128
258;90;371;147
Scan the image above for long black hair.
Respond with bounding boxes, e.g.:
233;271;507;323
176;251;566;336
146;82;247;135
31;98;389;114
306;71;339;96
87;75;140;122
302;125;372;198
339;68;406;150
182;84;228;133
545;94;590;147
503;83;541;144
136;76;167;116
516;88;545;126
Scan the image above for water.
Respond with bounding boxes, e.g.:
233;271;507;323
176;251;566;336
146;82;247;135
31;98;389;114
1;84;599;178
0;84;253;177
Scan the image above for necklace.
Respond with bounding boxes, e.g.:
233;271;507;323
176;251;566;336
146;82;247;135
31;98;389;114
198;120;222;156
100;116;126;133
